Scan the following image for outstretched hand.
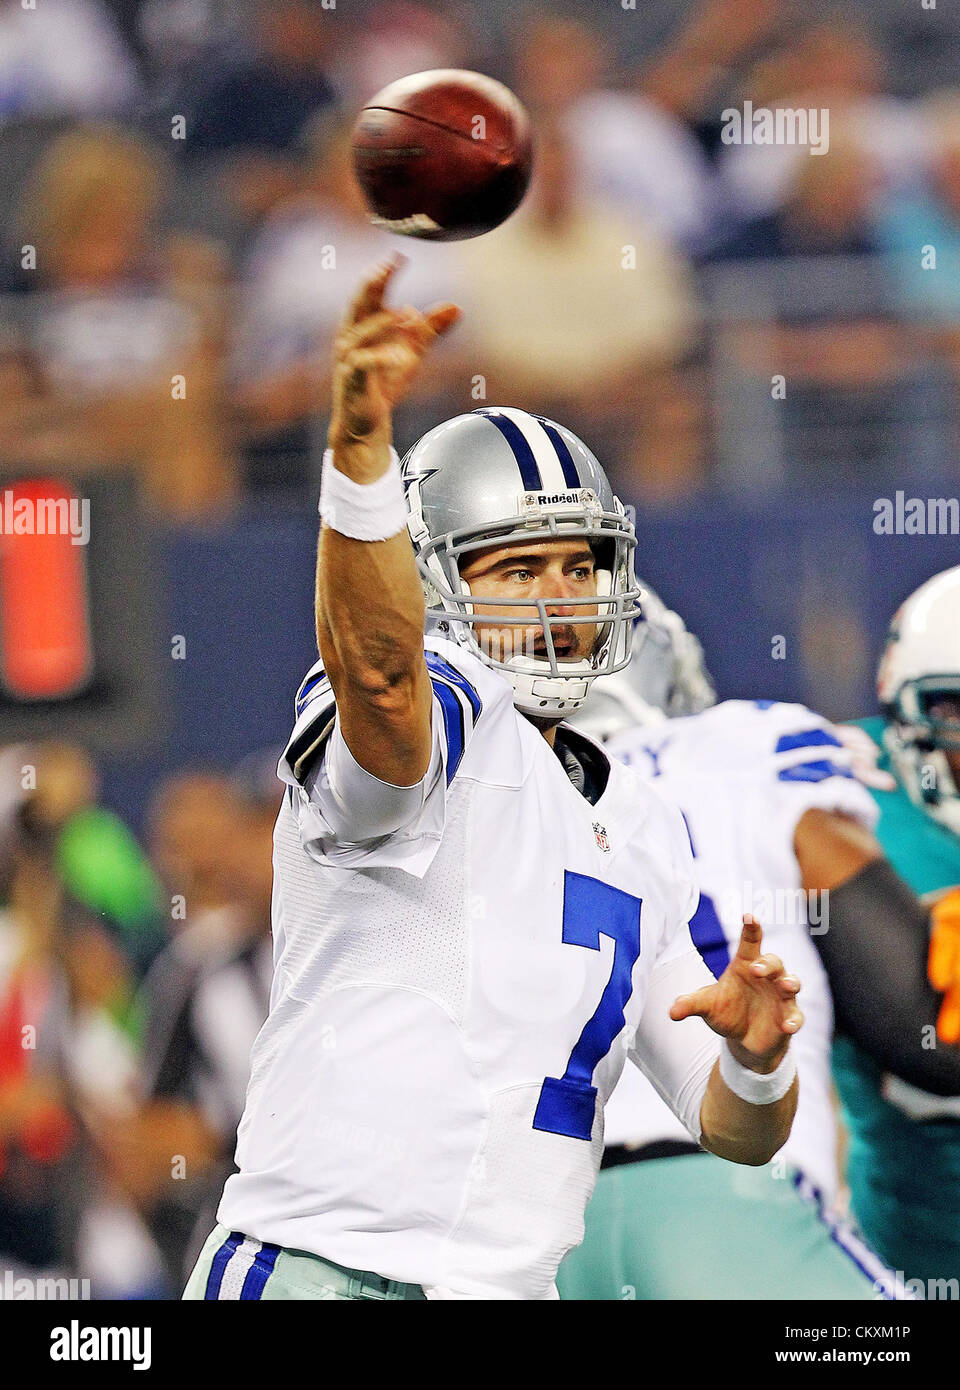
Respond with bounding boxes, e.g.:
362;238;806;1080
330;254;461;449
670;915;803;1071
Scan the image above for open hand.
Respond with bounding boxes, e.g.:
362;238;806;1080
330;254;460;450
670;915;803;1071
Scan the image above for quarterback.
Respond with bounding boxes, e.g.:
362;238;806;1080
183;257;802;1301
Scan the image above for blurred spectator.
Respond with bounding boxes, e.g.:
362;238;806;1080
147;772;245;948
104;757;279;1293
0;125;236;517
232;115;470;495
184;0;337;162
20;742;164;975
873;93;960;330
706;129;954;484
711;129;882;260
344;0;473;107
457;120;704;497
718;23;932;228
511;14;717;254
0;835;82;1276
0;739;158;1295
0;0;142;120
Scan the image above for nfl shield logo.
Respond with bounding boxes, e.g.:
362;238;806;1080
593;822;610;853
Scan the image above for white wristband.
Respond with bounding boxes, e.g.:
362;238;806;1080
319;447;407;541
719;1040;797;1105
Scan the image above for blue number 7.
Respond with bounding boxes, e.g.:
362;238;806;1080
533;871;643;1141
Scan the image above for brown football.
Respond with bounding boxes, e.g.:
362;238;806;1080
351;69;533;241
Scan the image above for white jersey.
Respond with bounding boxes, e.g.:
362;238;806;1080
601;699;880;1200
218;635;722;1299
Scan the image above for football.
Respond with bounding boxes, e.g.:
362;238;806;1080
351;68;533;241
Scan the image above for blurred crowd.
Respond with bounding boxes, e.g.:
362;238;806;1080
1;0;960;1297
0;736;279;1296
0;0;956;512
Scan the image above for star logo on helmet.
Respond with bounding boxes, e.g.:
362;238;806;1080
402;466;440;498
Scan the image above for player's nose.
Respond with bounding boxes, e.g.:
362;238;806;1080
542;566;576;614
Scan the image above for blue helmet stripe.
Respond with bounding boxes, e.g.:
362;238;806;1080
534;416;581;488
474;409;542;491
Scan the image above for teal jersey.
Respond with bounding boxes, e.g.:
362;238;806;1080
848;718;960;894
833;717;960;1284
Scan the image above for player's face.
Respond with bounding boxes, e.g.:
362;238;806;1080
458;538;600;666
929;695;960;784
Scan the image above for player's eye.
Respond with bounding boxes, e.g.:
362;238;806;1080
507;568;533;582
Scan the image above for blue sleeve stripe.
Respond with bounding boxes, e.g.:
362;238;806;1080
425;652;482;721
778;759;854;783
295;669;328;716
431;679;466;784
284;697;337;782
776;728;842;754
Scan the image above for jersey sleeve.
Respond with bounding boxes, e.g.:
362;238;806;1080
749;702;881;870
647;786;702;972
276;639;511;877
628;939;721;1144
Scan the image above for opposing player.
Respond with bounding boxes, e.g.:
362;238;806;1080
560;588;958;1299
183;258;803;1301
831;566;960;1290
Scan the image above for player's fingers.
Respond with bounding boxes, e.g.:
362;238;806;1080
345;344;417;375
345;254;406;326
734;914;763;963
750;952;784;980
337;310;411;354
775;975;801;997
782;1007;804;1034
423;302;462;336
669;985;716;1022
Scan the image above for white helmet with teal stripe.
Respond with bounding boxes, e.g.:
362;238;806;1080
878;565;960;837
401;406;641;717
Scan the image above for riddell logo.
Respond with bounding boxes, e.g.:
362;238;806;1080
536;492;582;505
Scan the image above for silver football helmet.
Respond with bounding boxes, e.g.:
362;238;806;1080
401;406;641;717
572;584;716;743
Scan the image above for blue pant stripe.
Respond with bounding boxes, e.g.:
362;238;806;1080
791;1173;906;1299
204;1231;243;1300
240;1243;281;1301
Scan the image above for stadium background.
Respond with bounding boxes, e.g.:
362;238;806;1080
0;0;957;1297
